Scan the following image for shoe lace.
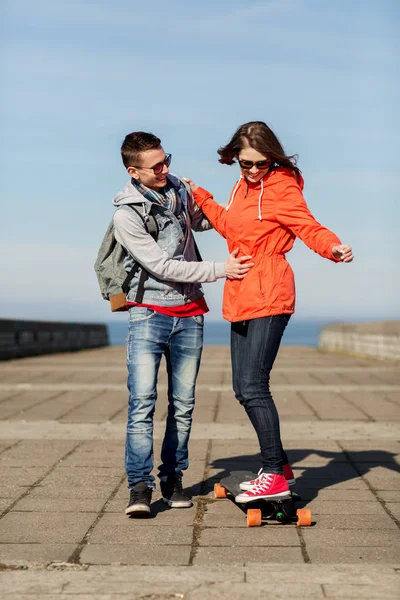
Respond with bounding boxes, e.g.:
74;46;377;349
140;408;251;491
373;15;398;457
249;467;263;484
248;473;274;493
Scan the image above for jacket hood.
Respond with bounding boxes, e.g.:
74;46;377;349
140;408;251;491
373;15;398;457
112;180;149;208
270;167;304;190
112;173;183;208
226;167;304;221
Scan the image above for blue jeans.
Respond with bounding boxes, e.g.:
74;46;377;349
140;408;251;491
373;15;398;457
231;314;290;474
125;307;203;488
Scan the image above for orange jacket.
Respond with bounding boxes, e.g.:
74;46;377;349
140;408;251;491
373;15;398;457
193;167;342;322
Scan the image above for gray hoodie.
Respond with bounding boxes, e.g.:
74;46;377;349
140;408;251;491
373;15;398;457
112;174;226;306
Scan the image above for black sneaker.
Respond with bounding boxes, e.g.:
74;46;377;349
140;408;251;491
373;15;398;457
125;481;152;516
160;475;193;508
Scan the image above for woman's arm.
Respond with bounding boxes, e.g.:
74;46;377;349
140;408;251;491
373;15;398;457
275;178;353;262
183;179;228;239
180;178;213;233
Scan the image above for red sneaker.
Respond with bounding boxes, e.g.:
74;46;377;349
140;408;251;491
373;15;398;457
240;465;296;491
235;472;290;503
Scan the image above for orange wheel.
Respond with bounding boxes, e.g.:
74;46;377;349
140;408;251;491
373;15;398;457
214;483;228;499
296;508;312;527
247;508;262;527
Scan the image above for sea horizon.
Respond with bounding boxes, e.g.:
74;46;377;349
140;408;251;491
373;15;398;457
107;318;332;347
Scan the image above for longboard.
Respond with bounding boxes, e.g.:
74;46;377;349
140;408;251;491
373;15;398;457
214;471;312;528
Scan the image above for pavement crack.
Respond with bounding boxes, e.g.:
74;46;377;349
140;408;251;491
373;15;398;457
188;439;213;565
0;439;21;457
0;441;84;521
56;390;102;421
339;391;374;422
296;526;311;563
337;441;400;530
0;563;29;571
67;473;127;564
297;391;321;420
4;390;66;421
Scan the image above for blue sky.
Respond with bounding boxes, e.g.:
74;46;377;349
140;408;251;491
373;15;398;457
1;0;398;324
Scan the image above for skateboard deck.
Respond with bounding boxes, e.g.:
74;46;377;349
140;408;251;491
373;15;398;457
214;471;312;528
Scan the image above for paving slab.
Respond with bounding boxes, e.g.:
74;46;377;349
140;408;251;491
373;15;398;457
198;525;300;547
186;581;325;599
193;546;305;564
0;512;97;544
305;500;389;515
301;528;400;547
244;563;400;583
80;543;192;565
0;544;77;565
89;515;194;545
305;514;398;530
306;545;400;564
12;497;106;513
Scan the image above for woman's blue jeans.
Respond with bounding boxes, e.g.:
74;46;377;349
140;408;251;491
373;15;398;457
125;307;203;488
231;314;290;474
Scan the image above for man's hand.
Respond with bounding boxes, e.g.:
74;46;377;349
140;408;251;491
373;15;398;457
182;177;198;192
225;248;254;279
332;244;354;263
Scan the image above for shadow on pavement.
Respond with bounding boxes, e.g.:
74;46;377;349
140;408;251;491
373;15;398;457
184;449;400;505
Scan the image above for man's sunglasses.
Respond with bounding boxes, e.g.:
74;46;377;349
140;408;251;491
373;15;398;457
134;153;172;175
238;158;270;170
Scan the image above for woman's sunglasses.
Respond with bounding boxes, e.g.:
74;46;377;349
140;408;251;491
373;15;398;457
134;153;172;175
238;158;270;170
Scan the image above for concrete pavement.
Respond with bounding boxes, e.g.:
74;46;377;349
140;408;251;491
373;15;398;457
0;344;399;599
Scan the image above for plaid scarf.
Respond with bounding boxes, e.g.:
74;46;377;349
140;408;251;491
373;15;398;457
131;177;186;233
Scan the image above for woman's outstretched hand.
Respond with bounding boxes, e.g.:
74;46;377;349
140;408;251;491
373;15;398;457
182;177;198;192
332;244;354;263
225;248;254;279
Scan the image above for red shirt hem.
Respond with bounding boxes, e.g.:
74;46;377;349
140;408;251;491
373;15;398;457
126;296;209;317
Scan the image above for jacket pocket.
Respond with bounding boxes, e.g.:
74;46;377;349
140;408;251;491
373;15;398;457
156;215;170;231
278;260;295;308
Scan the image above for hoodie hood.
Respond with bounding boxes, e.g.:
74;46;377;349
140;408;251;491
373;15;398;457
226;167;304;221
112;173;183;208
112;180;150;208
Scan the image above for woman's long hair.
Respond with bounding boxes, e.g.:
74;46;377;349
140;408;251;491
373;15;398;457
218;121;301;180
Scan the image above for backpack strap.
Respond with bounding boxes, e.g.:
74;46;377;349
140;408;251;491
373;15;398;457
193;238;202;262
174;176;203;262
121;204;159;302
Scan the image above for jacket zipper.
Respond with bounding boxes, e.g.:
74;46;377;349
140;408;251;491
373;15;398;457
259;272;265;300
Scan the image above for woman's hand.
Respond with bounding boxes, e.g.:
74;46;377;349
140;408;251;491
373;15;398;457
182;177;198;192
224;248;254;279
332;244;354;263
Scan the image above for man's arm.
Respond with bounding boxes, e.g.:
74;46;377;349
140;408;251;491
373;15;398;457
114;206;225;283
113;206;254;283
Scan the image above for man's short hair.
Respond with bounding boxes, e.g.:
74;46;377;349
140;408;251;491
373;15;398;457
121;132;161;168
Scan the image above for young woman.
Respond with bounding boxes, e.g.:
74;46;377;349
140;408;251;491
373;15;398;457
184;121;353;502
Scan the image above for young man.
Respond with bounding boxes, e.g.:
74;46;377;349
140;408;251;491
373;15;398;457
113;131;253;516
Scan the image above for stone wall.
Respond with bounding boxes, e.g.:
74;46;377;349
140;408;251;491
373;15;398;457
0;319;109;360
318;321;400;361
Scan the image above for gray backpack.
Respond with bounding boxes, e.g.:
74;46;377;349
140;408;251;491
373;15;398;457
94;204;158;312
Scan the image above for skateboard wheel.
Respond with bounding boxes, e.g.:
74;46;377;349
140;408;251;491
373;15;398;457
275;510;285;523
247;508;262;527
214;483;228;499
296;508;312;527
